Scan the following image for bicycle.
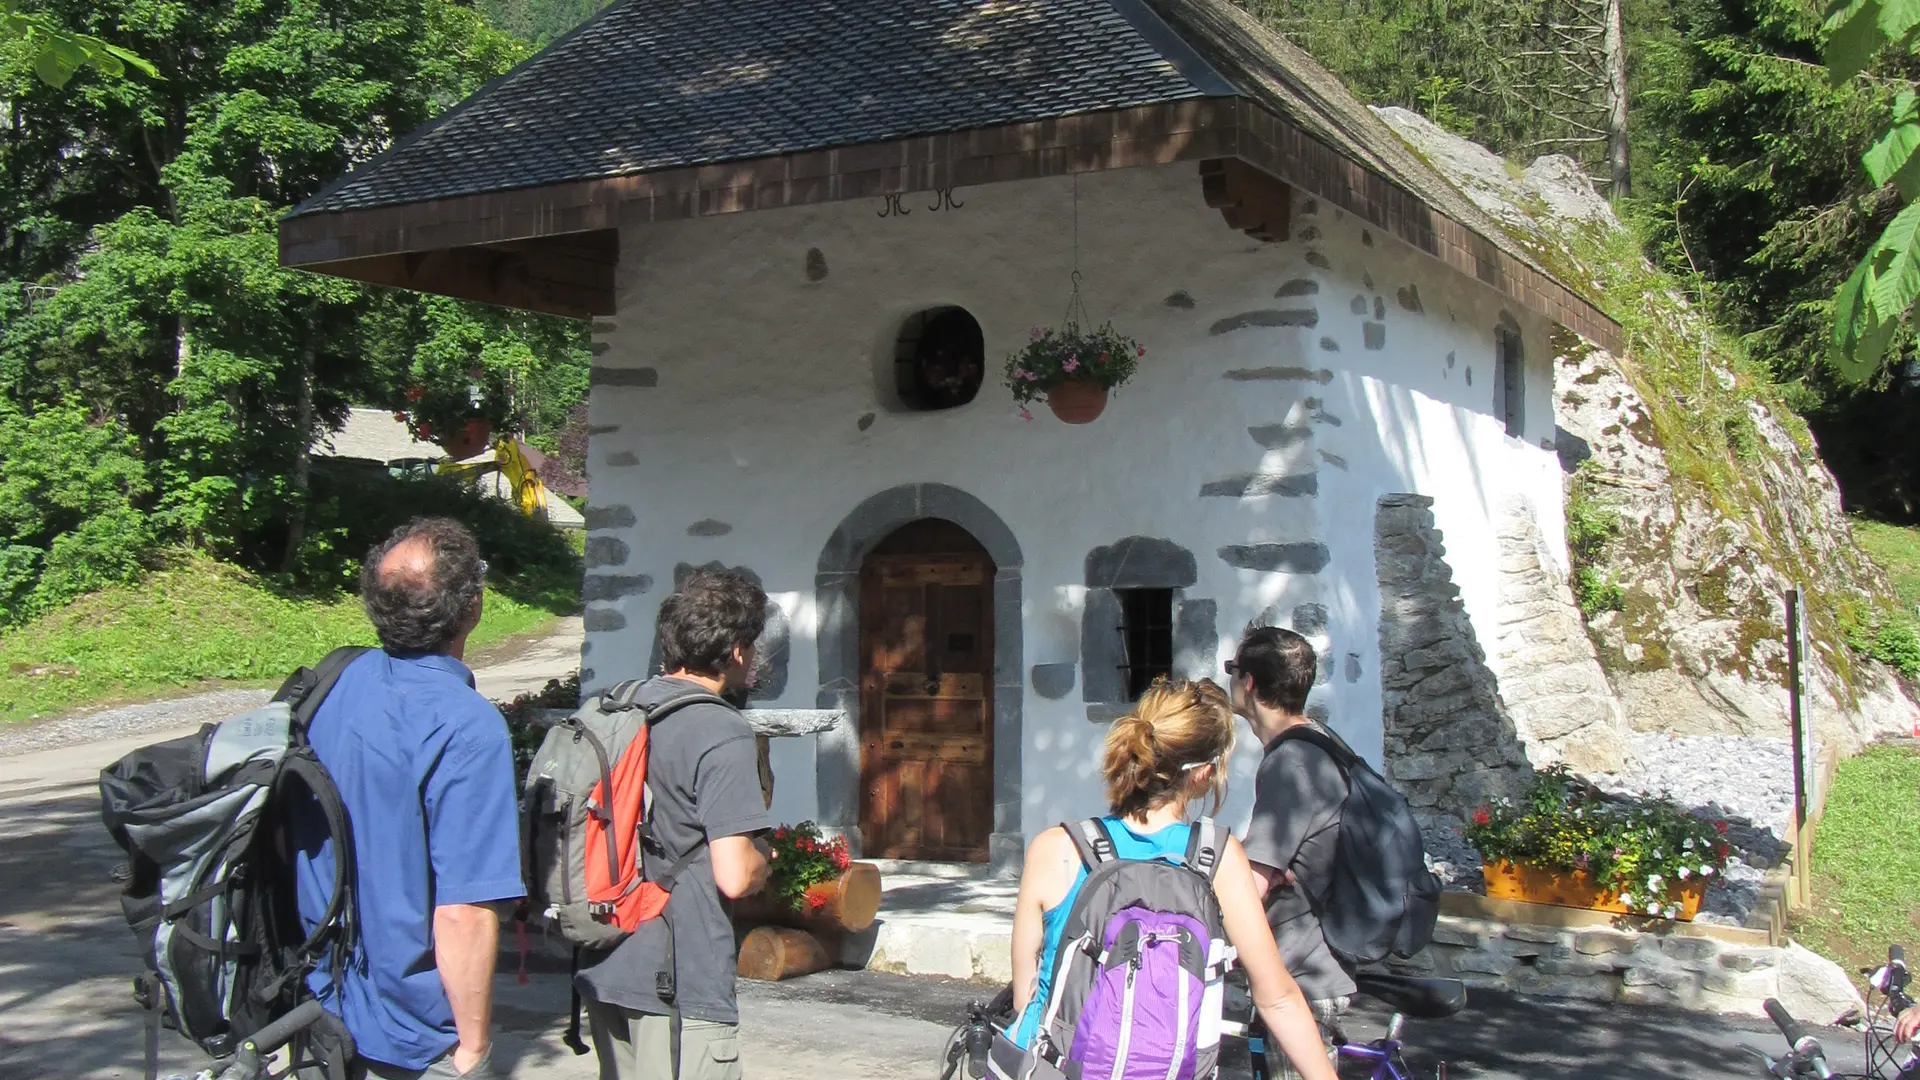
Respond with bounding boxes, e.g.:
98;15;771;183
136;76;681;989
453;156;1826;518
1235;972;1465;1080
1750;944;1920;1080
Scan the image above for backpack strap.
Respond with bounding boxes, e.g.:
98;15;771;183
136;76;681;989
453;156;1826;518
634;691;739;894
1062;818;1115;870
1184;816;1227;884
597;679;649;712
1271;722;1359;781
273;646;372;738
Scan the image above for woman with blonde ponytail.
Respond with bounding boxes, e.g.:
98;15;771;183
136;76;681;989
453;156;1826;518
1007;678;1336;1080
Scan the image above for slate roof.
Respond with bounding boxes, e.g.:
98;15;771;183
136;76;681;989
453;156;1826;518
292;0;1231;216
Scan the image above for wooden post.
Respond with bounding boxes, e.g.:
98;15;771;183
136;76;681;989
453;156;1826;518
1786;589;1812;910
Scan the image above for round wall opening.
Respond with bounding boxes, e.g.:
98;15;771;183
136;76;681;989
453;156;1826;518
892;306;985;412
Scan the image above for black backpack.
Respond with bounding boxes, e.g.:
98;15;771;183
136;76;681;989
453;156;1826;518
99;647;368;1080
1272;724;1441;966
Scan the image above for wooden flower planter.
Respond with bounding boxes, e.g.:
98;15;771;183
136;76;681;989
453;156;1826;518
732;862;882;936
1045;380;1108;424
1482;860;1707;921
733;863;883;982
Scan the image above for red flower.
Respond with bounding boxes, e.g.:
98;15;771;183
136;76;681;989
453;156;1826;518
417;421;434;438
832;850;851;870
404;386;425;403
1715;842;1730;859
807;891;829;909
1471;806;1492;827
1714;820;1729;835
1136;345;1147;358
392;411;408;423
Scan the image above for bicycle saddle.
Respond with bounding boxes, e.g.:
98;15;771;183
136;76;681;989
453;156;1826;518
1353;971;1468;1019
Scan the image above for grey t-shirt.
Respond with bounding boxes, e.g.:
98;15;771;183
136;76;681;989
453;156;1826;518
1240;723;1356;1001
576;677;771;1024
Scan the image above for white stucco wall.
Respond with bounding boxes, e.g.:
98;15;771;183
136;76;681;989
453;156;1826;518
583;161;1566;848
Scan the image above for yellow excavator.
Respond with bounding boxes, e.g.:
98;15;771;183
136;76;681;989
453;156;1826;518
436;439;557;520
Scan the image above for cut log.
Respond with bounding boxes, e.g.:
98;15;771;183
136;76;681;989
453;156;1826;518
732;862;884;935
737;926;830;982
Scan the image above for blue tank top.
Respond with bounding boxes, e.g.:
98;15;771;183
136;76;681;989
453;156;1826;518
1009;817;1194;1049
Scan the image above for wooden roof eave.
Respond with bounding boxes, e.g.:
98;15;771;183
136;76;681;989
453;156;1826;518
277;99;1622;353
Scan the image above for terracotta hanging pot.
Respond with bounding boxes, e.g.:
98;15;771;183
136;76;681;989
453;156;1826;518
1482;860;1706;921
437;417;493;460
1045;380;1108;424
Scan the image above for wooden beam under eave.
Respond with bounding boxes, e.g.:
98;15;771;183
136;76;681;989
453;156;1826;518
300;236;617;320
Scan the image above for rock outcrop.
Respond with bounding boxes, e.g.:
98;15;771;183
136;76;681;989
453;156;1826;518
1376;105;1918;752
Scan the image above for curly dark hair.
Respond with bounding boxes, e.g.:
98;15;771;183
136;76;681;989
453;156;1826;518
360;517;487;656
657;569;767;677
1234;625;1317;715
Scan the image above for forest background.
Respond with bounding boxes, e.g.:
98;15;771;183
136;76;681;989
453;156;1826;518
2;0;1918;715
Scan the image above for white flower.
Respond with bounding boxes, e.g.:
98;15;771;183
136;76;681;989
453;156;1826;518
1700;865;1714;877
1677;867;1691;880
1652;849;1663;859
1620;892;1635;907
1663;905;1679;919
1646;902;1662;915
1683;838;1695;851
1647;874;1664;890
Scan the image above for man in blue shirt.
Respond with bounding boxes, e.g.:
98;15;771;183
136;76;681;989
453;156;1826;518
294;518;525;1078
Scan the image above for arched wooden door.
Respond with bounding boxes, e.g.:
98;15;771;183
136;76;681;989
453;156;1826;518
858;519;995;862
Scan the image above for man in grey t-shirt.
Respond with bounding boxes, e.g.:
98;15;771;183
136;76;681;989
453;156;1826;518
577;570;773;1080
1229;626;1354;1079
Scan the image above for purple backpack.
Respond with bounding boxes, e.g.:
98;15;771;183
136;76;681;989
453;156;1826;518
991;818;1234;1080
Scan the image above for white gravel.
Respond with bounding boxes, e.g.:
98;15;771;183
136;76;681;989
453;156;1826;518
0;688;271;758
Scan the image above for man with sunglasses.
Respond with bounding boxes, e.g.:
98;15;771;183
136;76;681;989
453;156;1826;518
1226;627;1354;1079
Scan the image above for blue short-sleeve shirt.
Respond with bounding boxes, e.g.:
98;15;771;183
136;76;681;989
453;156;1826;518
292;651;526;1070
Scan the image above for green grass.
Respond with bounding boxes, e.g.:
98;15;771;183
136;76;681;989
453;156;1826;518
0;551;565;722
1792;745;1920;983
1855;519;1920;614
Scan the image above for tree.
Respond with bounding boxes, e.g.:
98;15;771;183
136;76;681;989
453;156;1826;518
2;0;156;88
1824;0;1920;378
0;0;589;590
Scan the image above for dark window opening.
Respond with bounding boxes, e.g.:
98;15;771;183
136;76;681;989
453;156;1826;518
1116;588;1175;700
895;306;984;411
1496;325;1525;438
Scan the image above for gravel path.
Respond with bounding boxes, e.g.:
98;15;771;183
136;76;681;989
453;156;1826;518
0;688;272;758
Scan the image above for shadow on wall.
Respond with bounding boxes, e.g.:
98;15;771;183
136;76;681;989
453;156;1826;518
1374;492;1531;826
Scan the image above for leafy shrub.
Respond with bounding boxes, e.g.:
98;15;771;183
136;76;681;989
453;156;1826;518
1566;464;1626;616
1845;615;1920;680
0;404;154;624
282;460;583;609
1464;766;1732;919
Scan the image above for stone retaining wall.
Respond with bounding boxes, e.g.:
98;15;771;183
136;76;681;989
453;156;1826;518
1388;912;1780;1014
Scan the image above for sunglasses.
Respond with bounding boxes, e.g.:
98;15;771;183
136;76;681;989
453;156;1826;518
1223;660;1240;676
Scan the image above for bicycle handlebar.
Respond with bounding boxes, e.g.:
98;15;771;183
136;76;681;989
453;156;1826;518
1764;999;1836;1080
241;1000;324;1057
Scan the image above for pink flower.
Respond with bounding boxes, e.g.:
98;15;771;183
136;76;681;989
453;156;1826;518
1019;408;1033;422
1137;345;1146;358
1030;328;1043;341
1063;357;1080;374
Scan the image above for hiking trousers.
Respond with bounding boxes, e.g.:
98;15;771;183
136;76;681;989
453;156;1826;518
587;1001;742;1080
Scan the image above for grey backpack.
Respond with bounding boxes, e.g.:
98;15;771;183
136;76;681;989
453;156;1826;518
519;680;729;950
1273;725;1441;965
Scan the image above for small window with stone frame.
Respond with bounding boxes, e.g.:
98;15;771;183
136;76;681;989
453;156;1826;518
893;306;985;411
1116;588;1175;700
1496;324;1525;438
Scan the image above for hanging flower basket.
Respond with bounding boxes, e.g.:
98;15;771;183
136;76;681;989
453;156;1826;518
1003;322;1144;425
436;417;494;460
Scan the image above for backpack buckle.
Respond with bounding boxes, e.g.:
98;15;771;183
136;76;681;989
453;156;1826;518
655;970;676;1004
1192;847;1217;872
588;901;615;918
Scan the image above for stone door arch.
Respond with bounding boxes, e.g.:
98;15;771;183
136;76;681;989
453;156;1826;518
815;483;1023;870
